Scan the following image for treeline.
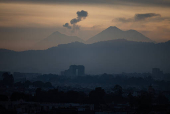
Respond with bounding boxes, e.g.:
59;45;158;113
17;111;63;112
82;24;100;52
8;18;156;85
14;81;53;88
0;72;53;88
2;72;170;90
35;73;154;86
35;73;170;90
0;84;170;113
0;86;169;106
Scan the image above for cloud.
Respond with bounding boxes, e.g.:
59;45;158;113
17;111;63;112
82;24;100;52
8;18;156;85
116;13;162;23
63;10;88;32
134;13;161;21
91;25;102;29
63;23;72;29
1;0;170;7
116;18;133;23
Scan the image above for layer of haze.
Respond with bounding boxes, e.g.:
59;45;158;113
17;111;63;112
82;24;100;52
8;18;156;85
0;1;170;51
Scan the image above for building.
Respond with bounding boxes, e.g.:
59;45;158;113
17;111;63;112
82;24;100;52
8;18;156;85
61;65;85;76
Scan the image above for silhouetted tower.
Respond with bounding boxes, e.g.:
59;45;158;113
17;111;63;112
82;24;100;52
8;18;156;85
77;65;85;76
61;65;85;76
69;65;77;76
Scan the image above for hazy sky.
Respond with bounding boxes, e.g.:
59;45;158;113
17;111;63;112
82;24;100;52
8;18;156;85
0;0;170;51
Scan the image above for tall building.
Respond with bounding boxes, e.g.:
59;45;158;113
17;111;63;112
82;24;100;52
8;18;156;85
61;65;85;76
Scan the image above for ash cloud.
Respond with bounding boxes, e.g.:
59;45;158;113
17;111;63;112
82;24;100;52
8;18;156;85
63;10;88;32
77;10;88;18
70;10;88;24
72;24;80;33
63;23;72;29
70;18;81;24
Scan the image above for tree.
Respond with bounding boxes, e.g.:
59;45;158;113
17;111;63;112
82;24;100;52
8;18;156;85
32;81;44;88
89;87;105;104
112;84;122;96
0;94;8;101
2;72;14;86
44;82;53;88
24;80;32;88
156;93;169;105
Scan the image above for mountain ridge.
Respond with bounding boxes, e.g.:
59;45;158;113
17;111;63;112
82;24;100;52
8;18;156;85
86;26;153;43
0;39;170;74
32;26;154;50
33;31;84;50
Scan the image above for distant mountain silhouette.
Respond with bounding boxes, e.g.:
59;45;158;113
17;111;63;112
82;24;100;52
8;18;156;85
86;26;153;43
33;27;153;50
33;31;84;50
0;39;170;74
